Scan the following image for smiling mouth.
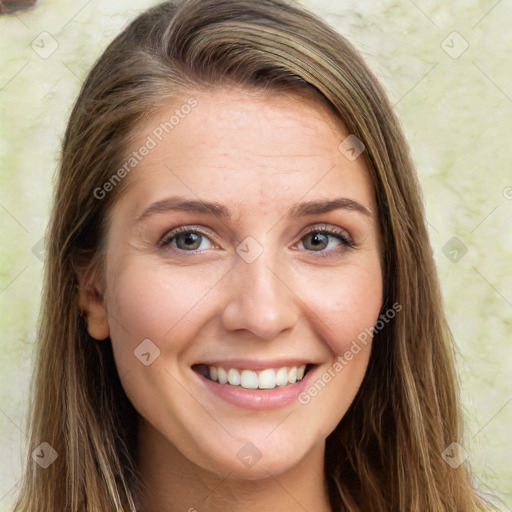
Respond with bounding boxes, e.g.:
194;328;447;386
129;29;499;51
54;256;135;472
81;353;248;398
192;363;313;390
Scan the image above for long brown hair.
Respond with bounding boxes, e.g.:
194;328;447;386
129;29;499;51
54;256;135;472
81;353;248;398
14;0;493;510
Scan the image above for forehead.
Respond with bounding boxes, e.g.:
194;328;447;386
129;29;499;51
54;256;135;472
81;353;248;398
113;87;375;221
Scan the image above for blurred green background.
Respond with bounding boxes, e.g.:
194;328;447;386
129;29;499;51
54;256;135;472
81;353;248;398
1;0;511;510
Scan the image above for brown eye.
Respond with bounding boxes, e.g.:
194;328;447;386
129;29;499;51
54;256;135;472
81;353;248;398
159;227;214;252
174;232;203;250
299;226;355;254
302;232;330;251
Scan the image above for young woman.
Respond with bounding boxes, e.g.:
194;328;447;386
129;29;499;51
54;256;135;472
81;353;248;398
14;0;495;510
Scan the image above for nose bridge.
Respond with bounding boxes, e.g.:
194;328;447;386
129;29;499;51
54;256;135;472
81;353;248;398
220;242;297;340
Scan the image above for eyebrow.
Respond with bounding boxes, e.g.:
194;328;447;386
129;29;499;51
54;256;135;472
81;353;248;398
134;195;372;224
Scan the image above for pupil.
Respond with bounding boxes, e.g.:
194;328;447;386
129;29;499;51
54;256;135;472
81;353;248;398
180;233;200;249
310;233;327;249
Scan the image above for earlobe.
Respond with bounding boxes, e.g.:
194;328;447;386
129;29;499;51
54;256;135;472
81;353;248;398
76;267;110;341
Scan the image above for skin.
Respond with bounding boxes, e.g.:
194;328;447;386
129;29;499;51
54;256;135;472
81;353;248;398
78;86;383;512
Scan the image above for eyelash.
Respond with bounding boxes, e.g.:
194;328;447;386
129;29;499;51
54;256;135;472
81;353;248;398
158;224;356;258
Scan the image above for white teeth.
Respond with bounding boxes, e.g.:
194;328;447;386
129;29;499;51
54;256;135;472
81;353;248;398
257;368;276;389
200;364;307;390
227;368;241;386
240;370;259;389
275;367;288;386
217;367;228;384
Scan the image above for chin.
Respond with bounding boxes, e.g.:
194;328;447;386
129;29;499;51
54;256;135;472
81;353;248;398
203;451;304;481
191;431;316;482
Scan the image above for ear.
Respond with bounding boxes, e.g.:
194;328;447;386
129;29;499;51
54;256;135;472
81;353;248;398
76;265;110;341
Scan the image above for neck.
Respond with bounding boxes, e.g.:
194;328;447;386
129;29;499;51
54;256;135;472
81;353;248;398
135;416;332;512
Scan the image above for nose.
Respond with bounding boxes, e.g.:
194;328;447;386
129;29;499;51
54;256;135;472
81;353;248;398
220;247;299;340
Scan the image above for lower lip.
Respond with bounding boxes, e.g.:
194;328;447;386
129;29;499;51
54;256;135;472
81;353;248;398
193;366;316;410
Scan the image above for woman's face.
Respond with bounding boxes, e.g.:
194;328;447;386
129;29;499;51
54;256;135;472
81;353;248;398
83;87;383;479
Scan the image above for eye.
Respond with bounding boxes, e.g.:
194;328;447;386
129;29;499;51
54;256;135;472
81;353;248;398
158;226;215;252
298;225;355;255
158;224;355;256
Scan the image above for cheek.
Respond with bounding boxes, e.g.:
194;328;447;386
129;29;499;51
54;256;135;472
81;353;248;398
105;260;221;364
301;259;383;355
294;260;382;436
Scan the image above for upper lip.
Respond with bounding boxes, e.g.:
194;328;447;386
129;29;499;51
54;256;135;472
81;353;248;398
192;358;315;370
